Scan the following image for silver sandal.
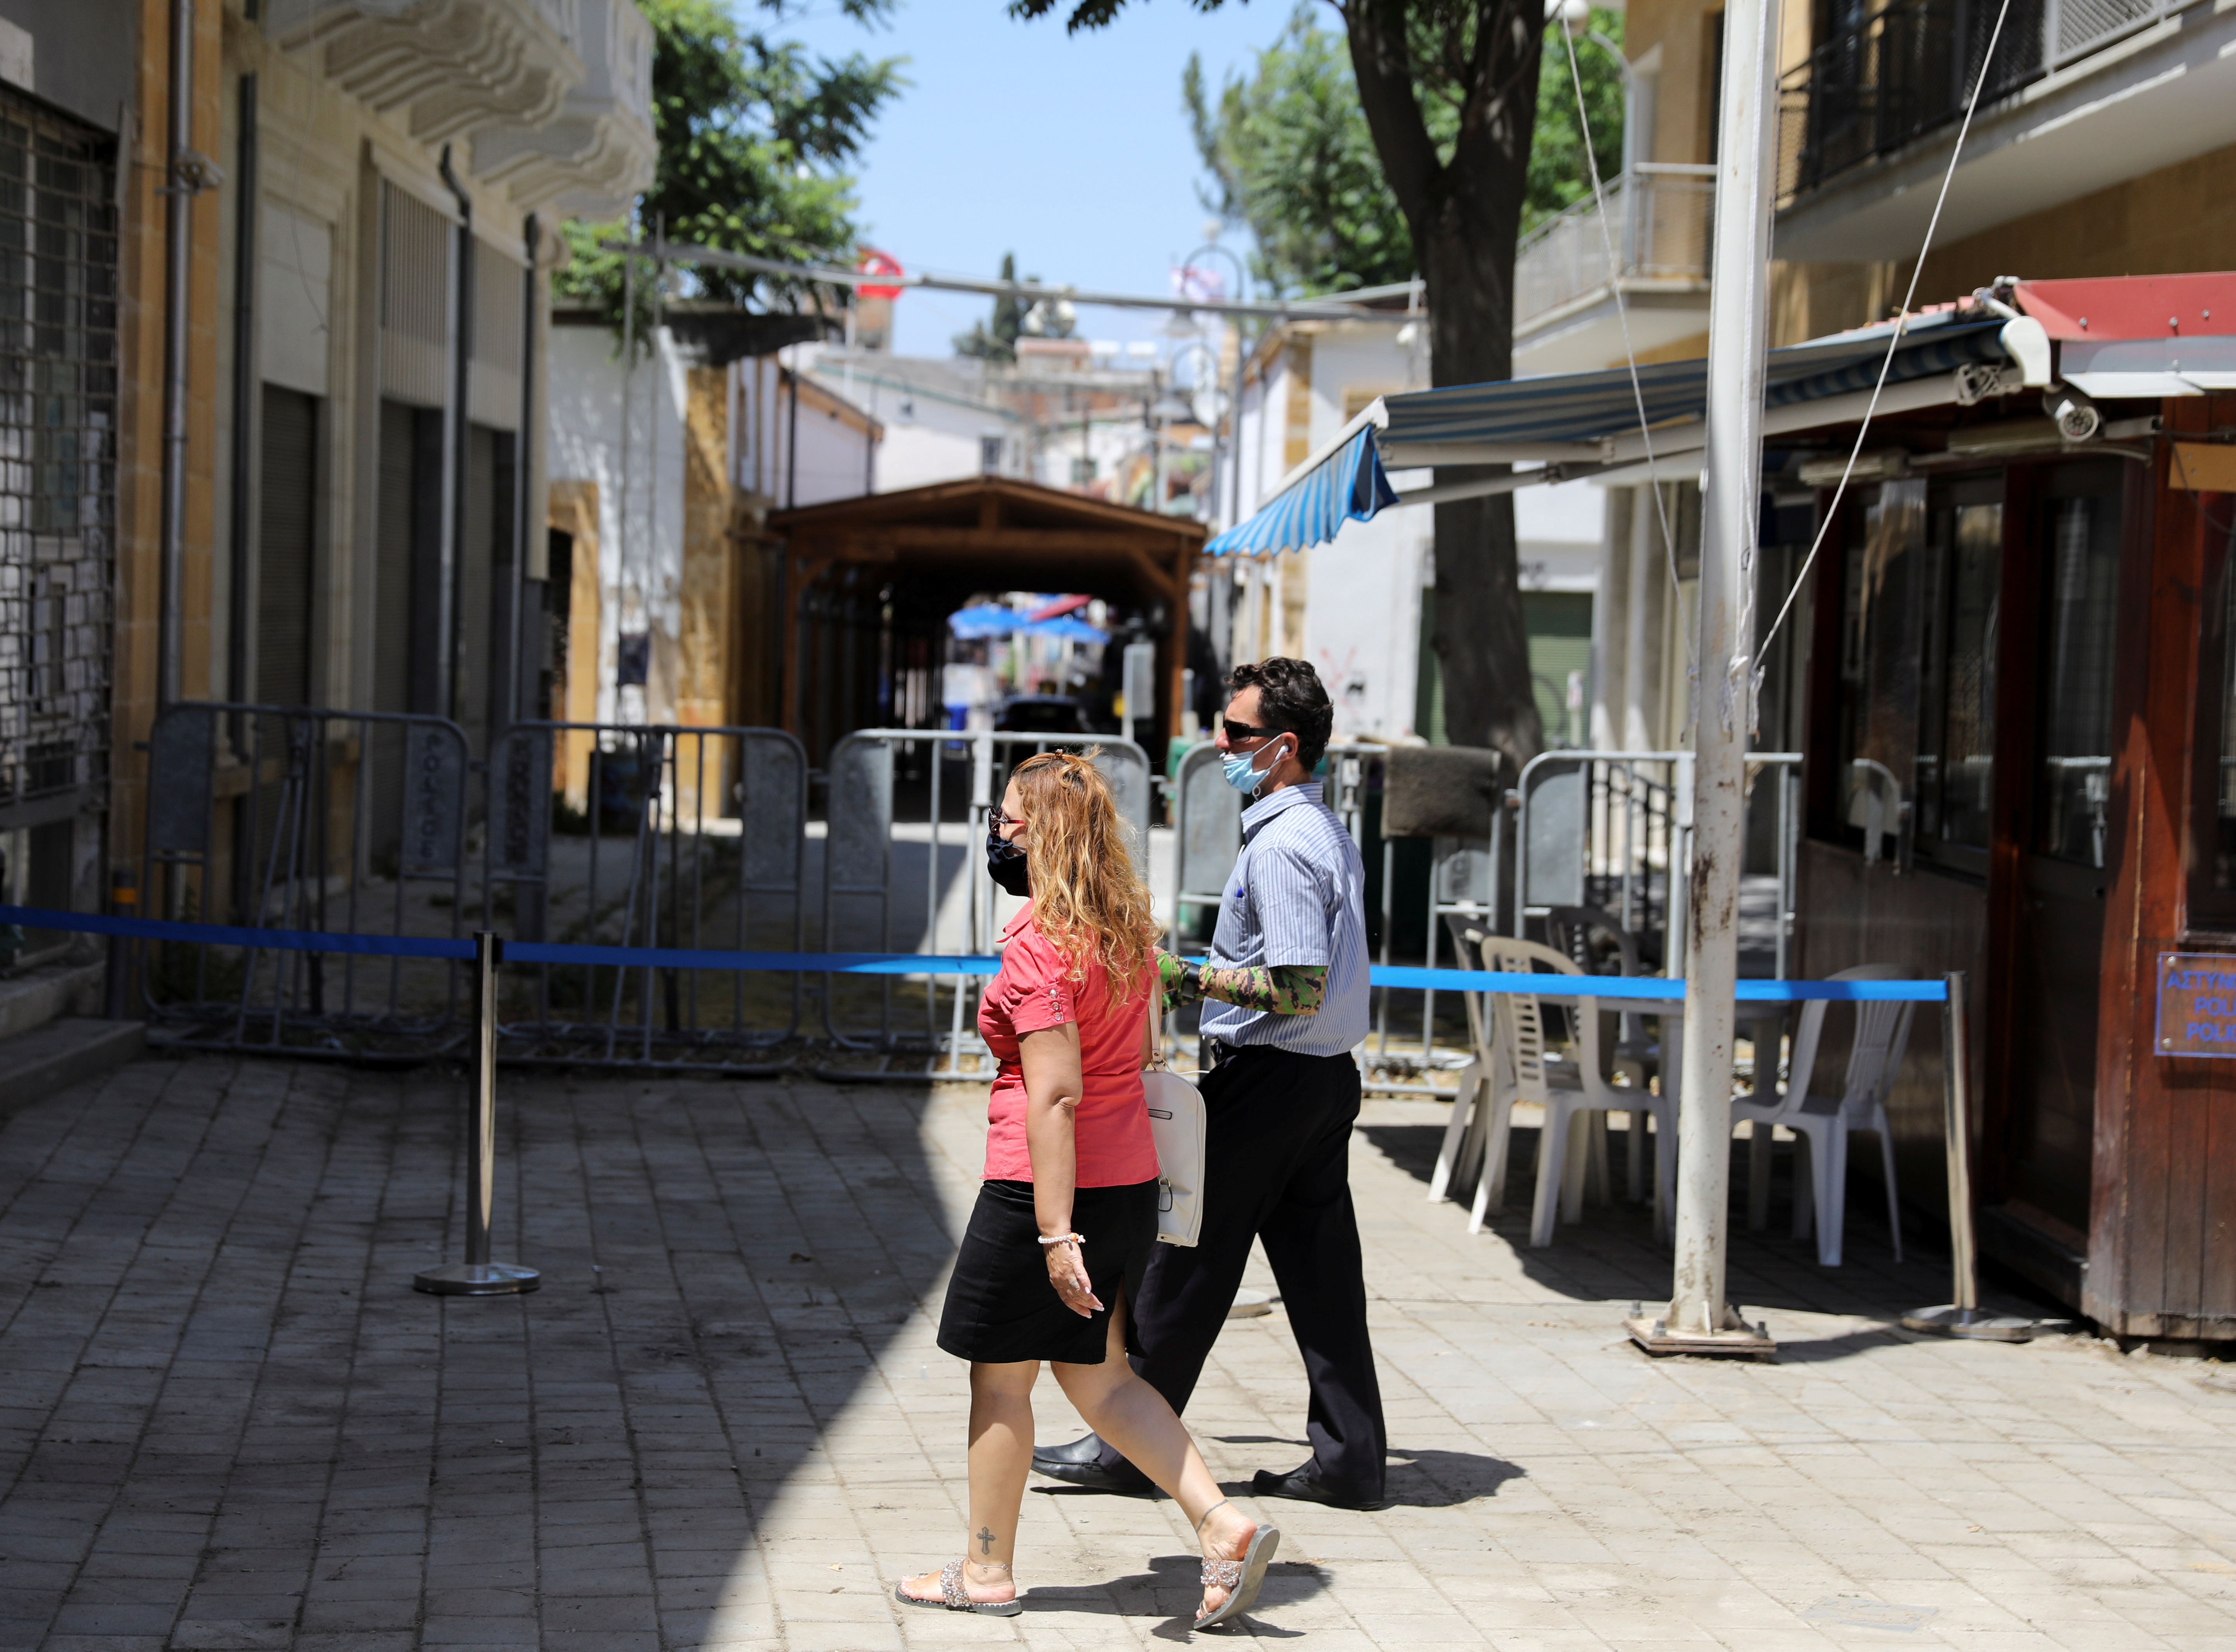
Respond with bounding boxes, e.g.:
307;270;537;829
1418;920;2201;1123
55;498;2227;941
894;1557;1024;1617
1193;1502;1280;1631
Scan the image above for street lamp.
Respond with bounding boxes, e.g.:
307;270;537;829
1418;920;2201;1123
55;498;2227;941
1552;0;1644;267
1178;239;1250;532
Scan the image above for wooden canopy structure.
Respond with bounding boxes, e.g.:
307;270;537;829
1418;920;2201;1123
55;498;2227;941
768;477;1206;760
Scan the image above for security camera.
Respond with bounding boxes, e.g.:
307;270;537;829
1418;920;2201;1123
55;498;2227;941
2043;387;2100;442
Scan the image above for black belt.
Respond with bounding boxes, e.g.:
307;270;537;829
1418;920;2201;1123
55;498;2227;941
1204;1037;1276;1069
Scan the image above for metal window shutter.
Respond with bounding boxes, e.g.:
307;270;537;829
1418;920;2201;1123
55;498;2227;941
374;399;419;715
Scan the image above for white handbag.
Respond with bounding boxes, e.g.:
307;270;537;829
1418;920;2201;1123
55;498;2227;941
1143;984;1207;1247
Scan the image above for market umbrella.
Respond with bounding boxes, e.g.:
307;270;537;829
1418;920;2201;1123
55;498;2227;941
948;603;1022;640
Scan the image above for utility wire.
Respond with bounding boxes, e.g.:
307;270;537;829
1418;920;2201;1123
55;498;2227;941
1755;0;2018;664
1556;21;1691;670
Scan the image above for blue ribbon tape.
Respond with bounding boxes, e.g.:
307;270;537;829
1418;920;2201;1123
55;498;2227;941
0;906;1945;1001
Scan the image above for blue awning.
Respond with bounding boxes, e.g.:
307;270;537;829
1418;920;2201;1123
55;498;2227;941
1213;316;2013;556
1205;426;1400;556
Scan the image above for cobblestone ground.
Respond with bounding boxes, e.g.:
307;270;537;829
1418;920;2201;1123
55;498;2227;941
3;1054;2235;1650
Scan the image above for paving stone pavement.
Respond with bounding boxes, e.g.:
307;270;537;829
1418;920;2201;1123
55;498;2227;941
3;1053;2236;1650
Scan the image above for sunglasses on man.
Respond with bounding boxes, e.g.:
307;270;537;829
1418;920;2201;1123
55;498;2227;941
1220;719;1290;745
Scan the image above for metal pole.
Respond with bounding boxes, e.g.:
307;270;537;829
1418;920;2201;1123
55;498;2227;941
1629;0;1778;1358
157;0;196;708
437;146;474;722
415;933;539;1295
1903;971;2038;1339
1945;972;1974;1310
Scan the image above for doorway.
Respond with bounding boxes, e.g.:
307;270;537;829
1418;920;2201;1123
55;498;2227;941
2001;461;2126;1239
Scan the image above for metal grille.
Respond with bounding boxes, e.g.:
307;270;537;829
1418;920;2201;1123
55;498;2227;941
0;89;116;827
378;180;449;407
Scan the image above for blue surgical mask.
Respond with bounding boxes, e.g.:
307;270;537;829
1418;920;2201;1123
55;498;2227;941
1221;738;1289;796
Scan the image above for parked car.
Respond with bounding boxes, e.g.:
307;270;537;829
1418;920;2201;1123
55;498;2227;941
994;694;1091;736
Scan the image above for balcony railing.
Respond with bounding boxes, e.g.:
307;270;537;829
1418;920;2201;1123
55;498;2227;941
1777;0;2208;203
1514;165;1716;334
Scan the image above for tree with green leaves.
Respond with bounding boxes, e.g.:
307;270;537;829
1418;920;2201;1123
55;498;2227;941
1186;5;1621;298
954;252;1029;361
1020;0;1630;769
1183;10;1419;296
557;0;905;339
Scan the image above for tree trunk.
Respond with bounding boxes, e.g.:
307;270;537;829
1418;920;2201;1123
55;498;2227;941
1342;0;1546;769
1420;208;1540;766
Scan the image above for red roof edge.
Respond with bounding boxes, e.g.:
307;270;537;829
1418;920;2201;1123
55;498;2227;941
2012;272;2236;340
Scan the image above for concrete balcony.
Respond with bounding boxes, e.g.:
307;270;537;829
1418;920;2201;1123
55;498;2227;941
472;0;656;215
265;0;583;147
1513;165;1715;375
1774;0;2236;259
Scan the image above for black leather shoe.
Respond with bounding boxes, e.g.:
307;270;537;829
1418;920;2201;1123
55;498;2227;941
1251;1463;1391;1512
1031;1433;1155;1494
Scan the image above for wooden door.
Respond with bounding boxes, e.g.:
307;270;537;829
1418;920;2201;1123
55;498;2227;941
2003;462;2127;1234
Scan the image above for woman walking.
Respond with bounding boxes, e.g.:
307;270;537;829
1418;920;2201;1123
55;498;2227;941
896;750;1278;1629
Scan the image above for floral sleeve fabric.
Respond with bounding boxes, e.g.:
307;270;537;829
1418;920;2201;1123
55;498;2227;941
1157;950;1327;1016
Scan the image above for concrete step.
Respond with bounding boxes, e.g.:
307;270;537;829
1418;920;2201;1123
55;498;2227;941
0;957;105;1042
0;1017;145;1120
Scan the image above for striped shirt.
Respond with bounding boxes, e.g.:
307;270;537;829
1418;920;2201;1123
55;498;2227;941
1199;781;1370;1057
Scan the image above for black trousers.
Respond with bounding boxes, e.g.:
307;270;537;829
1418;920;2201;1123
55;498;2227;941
1104;1043;1387;1500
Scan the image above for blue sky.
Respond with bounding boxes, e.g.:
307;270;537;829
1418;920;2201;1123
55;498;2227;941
782;0;1301;357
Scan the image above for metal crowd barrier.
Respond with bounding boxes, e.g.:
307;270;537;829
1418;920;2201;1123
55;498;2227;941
815;728;1153;1079
479;721;807;1074
138;701;473;1060
1514;749;1801;978
118;704;1807;1084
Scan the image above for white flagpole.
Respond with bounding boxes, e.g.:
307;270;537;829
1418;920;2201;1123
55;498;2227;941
1630;0;1780;1356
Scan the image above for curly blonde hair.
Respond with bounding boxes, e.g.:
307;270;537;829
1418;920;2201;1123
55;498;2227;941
1011;749;1158;997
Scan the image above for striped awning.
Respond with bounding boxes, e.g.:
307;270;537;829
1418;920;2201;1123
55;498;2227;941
1204;426;1399;556
1208;316;2016;557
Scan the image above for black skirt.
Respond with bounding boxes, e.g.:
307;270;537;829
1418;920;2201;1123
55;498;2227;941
936;1178;1159;1365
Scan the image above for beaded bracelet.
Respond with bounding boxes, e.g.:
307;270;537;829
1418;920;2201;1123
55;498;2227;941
1036;1232;1085;1247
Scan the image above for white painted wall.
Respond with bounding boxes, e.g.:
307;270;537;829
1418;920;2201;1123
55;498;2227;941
547;321;687;724
1230;318;1609;738
1517;476;1607;593
801;354;1023;494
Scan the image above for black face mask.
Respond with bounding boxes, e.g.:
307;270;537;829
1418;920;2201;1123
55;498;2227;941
985;826;1030;897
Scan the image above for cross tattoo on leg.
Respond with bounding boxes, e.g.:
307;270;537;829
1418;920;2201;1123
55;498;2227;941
977;1526;996;1556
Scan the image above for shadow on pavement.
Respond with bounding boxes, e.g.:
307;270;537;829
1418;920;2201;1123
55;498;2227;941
1018;1552;1326;1640
1358;1117;2061;1343
1383;1445;1528;1507
0;1059;961;1649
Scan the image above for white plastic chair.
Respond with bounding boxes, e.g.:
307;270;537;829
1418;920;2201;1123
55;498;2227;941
1427;918;1498;1208
1428;936;1676;1246
1542;904;1660;1197
1733;963;1915;1267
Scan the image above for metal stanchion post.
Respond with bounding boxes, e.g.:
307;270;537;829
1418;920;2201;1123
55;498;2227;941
1903;970;2034;1340
105;866;138;1020
415;932;540;1296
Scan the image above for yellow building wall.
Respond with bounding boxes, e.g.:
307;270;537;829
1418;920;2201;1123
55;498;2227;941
548;481;602;812
678;367;733;734
112;0;226;870
1914;138;2236;296
1625;0;1724;164
1774;136;2236;345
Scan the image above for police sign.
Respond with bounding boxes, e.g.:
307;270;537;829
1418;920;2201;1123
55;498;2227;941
2156;954;2236;1057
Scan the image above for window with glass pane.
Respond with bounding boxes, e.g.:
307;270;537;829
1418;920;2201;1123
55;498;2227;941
1833;480;1926;851
2033;474;2123;868
1915;496;2001;852
2208;533;2236;895
1820;477;2001;863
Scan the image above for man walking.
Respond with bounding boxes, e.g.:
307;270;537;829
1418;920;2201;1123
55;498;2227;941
1034;657;1387;1509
